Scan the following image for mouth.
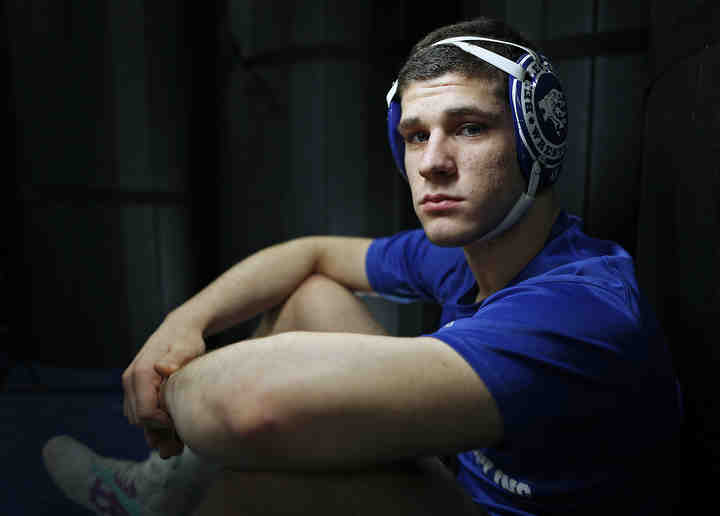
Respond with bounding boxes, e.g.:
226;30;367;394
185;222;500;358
419;194;464;212
420;194;463;205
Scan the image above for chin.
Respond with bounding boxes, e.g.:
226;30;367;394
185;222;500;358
422;221;478;248
421;212;505;247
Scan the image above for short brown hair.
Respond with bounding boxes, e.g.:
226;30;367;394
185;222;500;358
396;17;539;101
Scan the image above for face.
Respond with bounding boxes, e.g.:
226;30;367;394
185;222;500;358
398;72;526;247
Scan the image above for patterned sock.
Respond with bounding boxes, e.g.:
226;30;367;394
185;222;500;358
42;435;222;516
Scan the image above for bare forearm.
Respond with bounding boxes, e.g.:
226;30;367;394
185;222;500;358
162;331;399;470
161;335;280;467
171;238;321;337
159;330;499;471
168;236;372;338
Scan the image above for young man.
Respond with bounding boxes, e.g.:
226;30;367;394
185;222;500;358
43;17;682;516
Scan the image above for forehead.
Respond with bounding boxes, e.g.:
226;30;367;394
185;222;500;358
400;73;506;121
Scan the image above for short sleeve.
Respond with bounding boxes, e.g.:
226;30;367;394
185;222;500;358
429;279;655;453
365;229;435;303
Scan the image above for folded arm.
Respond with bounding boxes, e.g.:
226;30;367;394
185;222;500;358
174;236;375;338
162;330;503;471
124;235;374;456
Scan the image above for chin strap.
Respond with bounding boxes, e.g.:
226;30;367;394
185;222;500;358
477;161;541;243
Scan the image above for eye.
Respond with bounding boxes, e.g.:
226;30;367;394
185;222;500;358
459;123;488;137
405;131;429;144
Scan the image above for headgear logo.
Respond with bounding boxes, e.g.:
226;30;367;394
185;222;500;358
538;89;567;137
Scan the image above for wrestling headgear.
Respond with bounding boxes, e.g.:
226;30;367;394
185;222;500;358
386;36;568;241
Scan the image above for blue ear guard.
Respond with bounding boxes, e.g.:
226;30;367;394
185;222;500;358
386;37;568;192
386;98;405;174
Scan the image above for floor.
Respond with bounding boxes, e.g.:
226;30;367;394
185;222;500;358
1;361;150;515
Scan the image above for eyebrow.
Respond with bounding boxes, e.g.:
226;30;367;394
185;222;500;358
397;105;503;133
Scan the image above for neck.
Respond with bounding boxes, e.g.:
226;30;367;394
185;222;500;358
463;187;560;303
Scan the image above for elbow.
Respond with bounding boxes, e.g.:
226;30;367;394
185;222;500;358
165;370;272;464
165;356;291;469
219;391;280;443
212;384;288;469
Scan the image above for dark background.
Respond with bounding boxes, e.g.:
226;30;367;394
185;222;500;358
2;1;718;514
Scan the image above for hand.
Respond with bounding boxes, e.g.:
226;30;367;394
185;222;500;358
141;377;184;458
144;423;184;459
121;312;206;451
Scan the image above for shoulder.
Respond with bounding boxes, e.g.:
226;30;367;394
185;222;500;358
367;229;466;285
492;277;639;339
432;250;649;364
520;210;644;322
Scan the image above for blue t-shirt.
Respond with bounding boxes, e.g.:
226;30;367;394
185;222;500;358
365;210;682;516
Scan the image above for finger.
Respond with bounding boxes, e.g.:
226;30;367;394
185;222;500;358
133;366;164;426
154;346;199;377
154;361;179;378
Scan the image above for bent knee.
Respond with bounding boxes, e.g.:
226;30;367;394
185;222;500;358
260;273;385;335
295;273;347;297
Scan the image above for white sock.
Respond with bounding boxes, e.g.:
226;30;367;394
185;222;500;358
140;446;223;514
42;435;222;516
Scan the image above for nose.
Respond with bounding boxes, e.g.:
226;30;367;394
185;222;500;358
417;133;457;180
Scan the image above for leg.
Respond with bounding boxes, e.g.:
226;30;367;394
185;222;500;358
193;274;485;516
194;457;484;516
42;274;485;516
252;273;388;337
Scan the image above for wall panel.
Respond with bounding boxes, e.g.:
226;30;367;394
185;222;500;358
597;0;649;31
504;0;545;41
545;0;594;38
11;1;198;366
222;62;293;260
325;61;372;236
585;53;647;253
107;0;150;191
22;202;129;366
287;59;330;237
650;1;719;76
459;0;507;21
155;206;198;319
551;57;592;218
635;42;720;506
219;1;414;338
120;205;164;354
7;1;113;188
